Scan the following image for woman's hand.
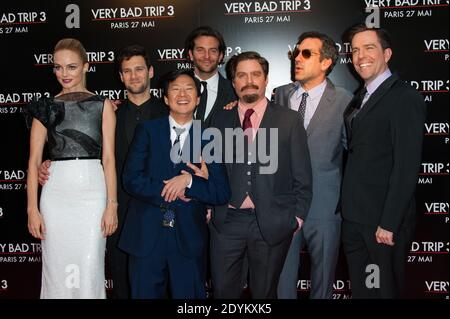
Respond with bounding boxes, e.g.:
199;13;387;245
101;203;118;237
27;209;46;240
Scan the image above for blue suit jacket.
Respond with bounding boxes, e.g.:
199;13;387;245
118;116;230;258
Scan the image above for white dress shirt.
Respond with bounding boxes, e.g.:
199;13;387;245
168;116;193;188
195;72;219;119
361;68;393;108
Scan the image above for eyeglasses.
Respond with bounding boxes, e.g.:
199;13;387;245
291;48;321;60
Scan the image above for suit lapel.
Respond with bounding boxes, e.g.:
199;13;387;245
232;106;241;129
160;117;172;168
256;101;275;157
306;80;335;136
171;119;202;173
352;74;399;133
180;123;199;165
204;74;227;125
258;100;273;131
284;84;297;109
343;88;366;143
223;108;241;176
254;102;275;174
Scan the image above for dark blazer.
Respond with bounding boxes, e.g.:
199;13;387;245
210;101;313;246
118;116;231;257
201;73;237;128
342;74;426;234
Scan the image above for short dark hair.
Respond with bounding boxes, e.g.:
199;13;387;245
346;24;392;50
162;69;201;98
227;51;269;80
185;26;226;62
296;31;339;76
116;45;152;72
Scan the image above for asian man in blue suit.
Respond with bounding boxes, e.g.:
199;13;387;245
119;69;230;299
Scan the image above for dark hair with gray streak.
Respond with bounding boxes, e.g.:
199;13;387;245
296;31;339;76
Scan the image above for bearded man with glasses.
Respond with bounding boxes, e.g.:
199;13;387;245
274;31;353;299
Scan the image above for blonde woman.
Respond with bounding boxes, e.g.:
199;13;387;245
25;38;117;298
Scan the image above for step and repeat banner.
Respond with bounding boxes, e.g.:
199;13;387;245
0;0;448;299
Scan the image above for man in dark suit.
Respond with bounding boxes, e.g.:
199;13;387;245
275;32;353;299
209;51;313;298
108;45;168;298
119;70;230;298
341;24;426;298
37;45;168;299
185;26;239;290
185;26;237;128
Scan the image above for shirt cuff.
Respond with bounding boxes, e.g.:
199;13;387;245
186;174;193;188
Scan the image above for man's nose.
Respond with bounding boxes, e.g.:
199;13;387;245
357;48;365;59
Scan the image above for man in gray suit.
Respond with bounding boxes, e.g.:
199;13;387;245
275;32;352;299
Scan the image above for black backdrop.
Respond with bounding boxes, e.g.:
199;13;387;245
0;0;448;299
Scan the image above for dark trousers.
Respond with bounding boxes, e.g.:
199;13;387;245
128;227;206;299
210;208;292;299
106;226;130;299
341;220;414;298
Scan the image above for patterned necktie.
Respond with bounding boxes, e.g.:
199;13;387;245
298;92;308;123
344;87;368;142
243;108;255;142
196;81;208;121
353;87;368;111
349;87;368;127
172;126;185;157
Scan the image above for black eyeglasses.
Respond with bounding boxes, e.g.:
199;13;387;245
291;48;320;60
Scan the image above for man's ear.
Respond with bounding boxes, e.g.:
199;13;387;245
321;58;332;73
384;48;392;63
148;66;154;79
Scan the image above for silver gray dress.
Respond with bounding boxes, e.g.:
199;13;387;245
26;92;107;299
